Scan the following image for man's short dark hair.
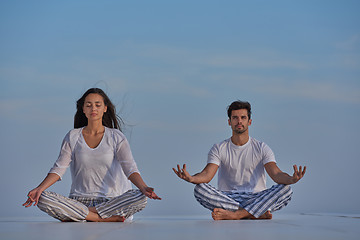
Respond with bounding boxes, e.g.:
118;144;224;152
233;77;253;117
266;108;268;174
227;101;252;119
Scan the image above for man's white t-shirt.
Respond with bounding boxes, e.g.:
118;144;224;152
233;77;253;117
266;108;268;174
207;137;276;193
49;127;139;198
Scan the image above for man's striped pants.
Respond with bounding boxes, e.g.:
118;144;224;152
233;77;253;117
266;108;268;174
194;183;292;218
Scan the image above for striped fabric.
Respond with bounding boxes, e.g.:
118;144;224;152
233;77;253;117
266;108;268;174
194;183;292;218
37;191;89;222
37;190;147;222
194;183;240;211
70;196;109;207
96;190;147;219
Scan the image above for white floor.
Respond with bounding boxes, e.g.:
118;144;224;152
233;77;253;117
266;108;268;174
1;213;359;240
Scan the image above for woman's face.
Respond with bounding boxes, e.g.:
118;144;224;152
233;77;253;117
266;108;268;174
83;93;107;122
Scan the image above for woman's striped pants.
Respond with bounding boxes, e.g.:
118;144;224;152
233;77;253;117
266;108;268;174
194;183;292;218
37;189;147;222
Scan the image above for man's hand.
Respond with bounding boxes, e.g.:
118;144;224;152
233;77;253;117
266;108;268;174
172;164;194;183
291;165;306;184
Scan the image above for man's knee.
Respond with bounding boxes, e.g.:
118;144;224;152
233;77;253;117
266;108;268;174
281;184;293;196
194;183;210;191
193;183;209;198
274;184;293;206
272;184;292;194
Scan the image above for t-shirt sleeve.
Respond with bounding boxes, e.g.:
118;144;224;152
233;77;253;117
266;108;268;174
48;131;72;180
207;144;221;166
114;131;140;178
262;143;276;165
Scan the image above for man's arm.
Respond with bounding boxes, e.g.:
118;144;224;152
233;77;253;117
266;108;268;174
265;162;306;185
173;163;218;184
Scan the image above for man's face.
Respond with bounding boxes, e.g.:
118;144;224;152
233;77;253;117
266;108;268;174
228;109;252;134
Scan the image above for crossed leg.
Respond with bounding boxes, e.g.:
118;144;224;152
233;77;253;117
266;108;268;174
194;183;292;220
38;190;146;222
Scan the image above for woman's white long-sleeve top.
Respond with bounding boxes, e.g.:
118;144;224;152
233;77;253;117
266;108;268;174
49;127;139;198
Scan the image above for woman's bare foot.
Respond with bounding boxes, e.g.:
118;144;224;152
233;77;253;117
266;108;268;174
248;210;272;220
93;215;125;222
85;207;125;222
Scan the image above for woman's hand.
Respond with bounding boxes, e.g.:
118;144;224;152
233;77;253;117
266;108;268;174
22;188;43;208
128;172;162;200
22;173;60;208
142;187;162;200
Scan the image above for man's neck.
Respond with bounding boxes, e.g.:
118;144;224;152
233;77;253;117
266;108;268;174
231;133;249;146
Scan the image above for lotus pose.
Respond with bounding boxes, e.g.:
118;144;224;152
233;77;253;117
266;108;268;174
23;88;161;222
173;101;305;220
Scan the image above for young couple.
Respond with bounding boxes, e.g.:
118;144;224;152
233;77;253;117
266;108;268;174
23;88;306;222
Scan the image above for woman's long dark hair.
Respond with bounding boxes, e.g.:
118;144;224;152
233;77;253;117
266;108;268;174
74;88;123;131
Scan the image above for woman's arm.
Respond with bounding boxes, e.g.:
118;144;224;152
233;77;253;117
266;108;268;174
128;172;161;200
265;162;306;185
173;163;218;184
23;173;60;207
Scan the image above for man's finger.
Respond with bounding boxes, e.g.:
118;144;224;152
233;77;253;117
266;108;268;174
293;165;299;174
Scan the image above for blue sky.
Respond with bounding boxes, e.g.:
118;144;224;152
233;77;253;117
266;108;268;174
1;0;359;219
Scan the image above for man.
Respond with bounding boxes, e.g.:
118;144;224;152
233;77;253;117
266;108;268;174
173;101;306;220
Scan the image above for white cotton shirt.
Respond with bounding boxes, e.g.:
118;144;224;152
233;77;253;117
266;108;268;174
207;137;276;193
49;127;139;198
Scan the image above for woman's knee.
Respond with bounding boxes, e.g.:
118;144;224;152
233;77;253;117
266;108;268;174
125;189;147;202
112;189;148;208
37;191;88;222
37;191;54;206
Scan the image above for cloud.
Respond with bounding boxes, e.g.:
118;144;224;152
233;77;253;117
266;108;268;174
254;80;360;104
0;97;73;124
199;53;310;70
0;99;30;117
130;43;311;70
336;34;360;50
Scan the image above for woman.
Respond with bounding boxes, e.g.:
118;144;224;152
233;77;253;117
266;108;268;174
23;88;161;222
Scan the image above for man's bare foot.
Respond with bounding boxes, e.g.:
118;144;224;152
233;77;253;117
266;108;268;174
86;207;125;222
212;208;272;220
212;208;251;220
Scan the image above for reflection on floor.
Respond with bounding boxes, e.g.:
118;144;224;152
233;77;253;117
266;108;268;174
1;213;359;240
